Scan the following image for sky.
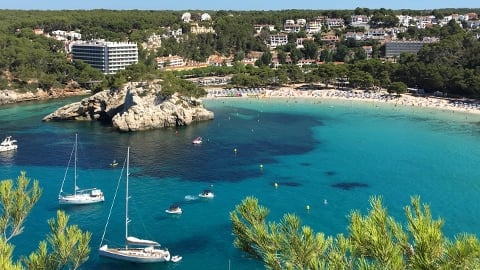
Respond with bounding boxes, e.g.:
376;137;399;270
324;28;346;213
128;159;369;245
1;0;478;11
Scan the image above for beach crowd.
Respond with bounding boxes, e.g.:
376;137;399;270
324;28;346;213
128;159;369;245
206;86;480;115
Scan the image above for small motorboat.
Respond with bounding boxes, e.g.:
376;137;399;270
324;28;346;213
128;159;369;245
0;136;18;152
192;137;202;144
109;160;119;167
198;189;214;198
165;204;182;214
171;255;183;262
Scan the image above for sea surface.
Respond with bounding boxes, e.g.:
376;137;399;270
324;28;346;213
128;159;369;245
1;96;480;270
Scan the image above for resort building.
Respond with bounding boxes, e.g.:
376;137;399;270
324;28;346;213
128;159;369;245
156;55;185;69
366;28;387;40
306;20;322;33
254;24;275;33
51;30;82;40
295;37;315;48
201;13;212;21
326;18;345;29
190;23;215;34
181;12;191;22
345;32;365;40
397;15;413;26
283;21;302;33
320;34;340;43
71;40;138;74
269;34;288;48
350;15;370;29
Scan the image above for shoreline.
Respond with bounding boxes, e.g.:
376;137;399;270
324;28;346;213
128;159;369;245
0;89;90;105
204;86;480;116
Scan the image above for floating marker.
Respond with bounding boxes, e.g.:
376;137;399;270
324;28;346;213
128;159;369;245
274;182;278;188
324;199;328;205
259;164;263;169
306;205;310;211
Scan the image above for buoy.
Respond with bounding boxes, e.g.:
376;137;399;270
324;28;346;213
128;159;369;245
324;199;328;205
306;205;310;211
274;182;278;188
234;148;237;154
260;164;263;169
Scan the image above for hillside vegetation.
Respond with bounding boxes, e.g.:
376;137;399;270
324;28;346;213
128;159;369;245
0;9;479;98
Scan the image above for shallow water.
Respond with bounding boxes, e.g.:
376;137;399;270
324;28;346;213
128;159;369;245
1;96;479;269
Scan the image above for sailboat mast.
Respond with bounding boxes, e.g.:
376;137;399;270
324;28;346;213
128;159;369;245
125;146;130;249
74;133;78;196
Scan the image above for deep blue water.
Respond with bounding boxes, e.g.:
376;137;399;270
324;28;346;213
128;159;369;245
1;96;480;270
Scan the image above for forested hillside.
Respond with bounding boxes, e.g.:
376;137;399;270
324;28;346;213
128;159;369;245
0;9;479;98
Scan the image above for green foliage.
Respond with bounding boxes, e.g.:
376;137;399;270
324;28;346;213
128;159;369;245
387;81;408;95
349;196;406;269
0;172;42;241
231;195;480;270
0;238;23;270
159;71;206;98
23;211;91;270
0;9;480;98
0;172;91;270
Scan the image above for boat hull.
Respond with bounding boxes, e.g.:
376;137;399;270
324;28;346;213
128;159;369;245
0;145;17;152
99;245;170;263
59;193;104;205
0;136;18;152
198;192;214;198
165;209;182;214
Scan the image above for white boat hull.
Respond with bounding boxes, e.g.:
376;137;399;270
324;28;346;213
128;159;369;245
0;136;18;152
99;245;170;263
59;192;104;205
199;192;214;198
0;145;17;152
165;209;182;214
171;255;182;262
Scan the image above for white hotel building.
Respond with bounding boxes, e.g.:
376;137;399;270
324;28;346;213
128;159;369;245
71;40;138;74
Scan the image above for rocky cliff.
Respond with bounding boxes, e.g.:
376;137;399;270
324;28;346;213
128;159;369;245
42;81;214;132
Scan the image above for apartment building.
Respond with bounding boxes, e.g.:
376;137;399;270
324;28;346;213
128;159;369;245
306;20;322;33
190;23;215;34
156;55;185;69
254;24;275;33
350;15;370;29
270;34;288;48
283;20;302;33
71;40;138;74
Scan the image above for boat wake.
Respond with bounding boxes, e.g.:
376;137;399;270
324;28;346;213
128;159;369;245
184;195;198;201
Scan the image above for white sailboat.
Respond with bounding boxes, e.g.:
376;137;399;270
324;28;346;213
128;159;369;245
58;134;104;205
99;147;175;263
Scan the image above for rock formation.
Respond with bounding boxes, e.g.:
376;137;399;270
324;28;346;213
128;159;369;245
42;81;214;132
0;82;89;105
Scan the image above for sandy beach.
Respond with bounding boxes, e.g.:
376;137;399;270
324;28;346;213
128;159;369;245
205;85;480;115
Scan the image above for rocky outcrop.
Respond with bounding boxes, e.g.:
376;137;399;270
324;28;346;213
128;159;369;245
0;87;89;105
42;81;214;132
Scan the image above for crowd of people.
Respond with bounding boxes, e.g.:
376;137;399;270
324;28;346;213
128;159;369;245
206;86;480;115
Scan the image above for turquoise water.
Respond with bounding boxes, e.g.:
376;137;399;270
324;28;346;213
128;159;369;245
1;96;480;270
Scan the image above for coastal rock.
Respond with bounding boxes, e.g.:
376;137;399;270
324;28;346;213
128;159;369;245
0;82;90;105
42;81;214;132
